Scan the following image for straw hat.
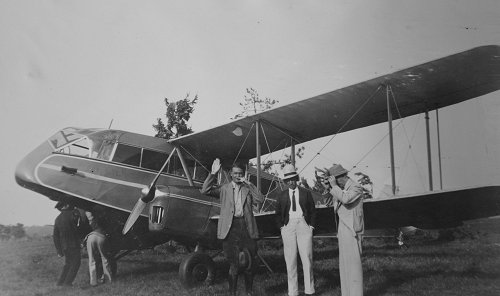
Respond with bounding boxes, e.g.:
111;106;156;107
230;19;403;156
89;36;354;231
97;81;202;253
282;164;299;181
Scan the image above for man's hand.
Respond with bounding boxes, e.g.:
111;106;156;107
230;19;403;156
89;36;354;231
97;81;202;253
238;177;250;185
211;158;221;175
327;175;336;186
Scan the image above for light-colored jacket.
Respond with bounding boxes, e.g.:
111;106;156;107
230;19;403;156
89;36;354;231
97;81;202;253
329;178;365;236
201;174;264;239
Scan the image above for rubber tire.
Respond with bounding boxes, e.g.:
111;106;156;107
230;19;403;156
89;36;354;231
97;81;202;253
179;252;215;287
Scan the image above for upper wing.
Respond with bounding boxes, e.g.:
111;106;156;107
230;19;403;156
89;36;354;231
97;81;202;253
170;45;500;162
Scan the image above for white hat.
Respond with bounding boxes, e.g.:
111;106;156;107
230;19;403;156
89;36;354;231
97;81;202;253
282;164;299;180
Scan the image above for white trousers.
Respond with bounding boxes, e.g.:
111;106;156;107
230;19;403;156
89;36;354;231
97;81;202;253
338;221;363;296
281;217;315;296
87;232;113;286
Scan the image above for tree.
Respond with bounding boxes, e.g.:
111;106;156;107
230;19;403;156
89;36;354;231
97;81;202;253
354;172;373;199
10;223;26;239
231;88;279;120
153;94;198;140
0;223;26;240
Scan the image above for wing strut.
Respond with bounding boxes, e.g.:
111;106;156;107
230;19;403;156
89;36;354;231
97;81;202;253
386;85;397;195
436;108;443;189
256;120;261;193
176;147;194;186
425;110;433;191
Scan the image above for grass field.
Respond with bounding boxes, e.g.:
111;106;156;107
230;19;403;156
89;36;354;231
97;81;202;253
1;219;499;296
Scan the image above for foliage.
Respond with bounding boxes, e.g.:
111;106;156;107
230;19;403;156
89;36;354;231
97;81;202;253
231;88;279;120
153;94;198;140
0;223;26;240
258;146;306;174
354;172;373;198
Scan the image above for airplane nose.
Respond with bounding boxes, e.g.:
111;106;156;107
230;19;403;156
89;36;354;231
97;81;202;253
15;156;37;188
15;141;52;188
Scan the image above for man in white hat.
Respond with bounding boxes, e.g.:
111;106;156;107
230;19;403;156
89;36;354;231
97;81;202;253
321;164;364;296
276;164;316;296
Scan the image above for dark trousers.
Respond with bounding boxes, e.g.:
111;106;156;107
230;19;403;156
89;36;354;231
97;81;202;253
222;217;257;277
57;247;81;286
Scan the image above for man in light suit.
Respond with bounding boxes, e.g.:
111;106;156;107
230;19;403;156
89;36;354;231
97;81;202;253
321;164;364;296
201;158;264;296
275;165;316;296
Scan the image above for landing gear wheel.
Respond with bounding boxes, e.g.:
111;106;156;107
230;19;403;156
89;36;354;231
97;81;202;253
179;252;215;287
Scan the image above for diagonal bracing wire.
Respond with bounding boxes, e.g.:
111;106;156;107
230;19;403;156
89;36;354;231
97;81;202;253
299;85;384;174
351;119;405;171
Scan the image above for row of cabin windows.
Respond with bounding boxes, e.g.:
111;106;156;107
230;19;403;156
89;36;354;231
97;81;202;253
54;137;208;181
111;143;208;181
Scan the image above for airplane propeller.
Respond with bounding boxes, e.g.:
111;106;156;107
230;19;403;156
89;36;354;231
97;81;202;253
122;149;176;235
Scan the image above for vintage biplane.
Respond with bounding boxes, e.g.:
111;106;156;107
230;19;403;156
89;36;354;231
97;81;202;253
15;45;500;286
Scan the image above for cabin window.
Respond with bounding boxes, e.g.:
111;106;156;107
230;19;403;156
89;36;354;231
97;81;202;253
167;155;184;176
141;149;169;171
112;144;141;166
193;163;209;181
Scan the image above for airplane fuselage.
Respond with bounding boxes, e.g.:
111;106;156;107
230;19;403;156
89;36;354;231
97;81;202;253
15;127;222;250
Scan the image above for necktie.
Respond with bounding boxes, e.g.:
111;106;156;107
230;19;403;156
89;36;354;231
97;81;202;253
292;190;296;211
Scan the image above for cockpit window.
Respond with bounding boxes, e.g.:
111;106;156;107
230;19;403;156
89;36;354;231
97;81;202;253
48;128;86;151
57;137;90;157
94;140;115;161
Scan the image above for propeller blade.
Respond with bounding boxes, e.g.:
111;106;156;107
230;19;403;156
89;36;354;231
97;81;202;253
122;198;147;235
122;149;176;235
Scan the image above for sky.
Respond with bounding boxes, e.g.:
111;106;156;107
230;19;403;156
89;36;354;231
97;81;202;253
1;0;499;226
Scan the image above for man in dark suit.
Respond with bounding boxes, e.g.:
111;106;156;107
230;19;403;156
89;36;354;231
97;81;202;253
201;158;264;296
275;165;316;296
53;201;82;287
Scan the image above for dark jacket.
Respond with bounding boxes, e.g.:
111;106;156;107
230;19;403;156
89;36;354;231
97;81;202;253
53;209;81;255
275;187;317;228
